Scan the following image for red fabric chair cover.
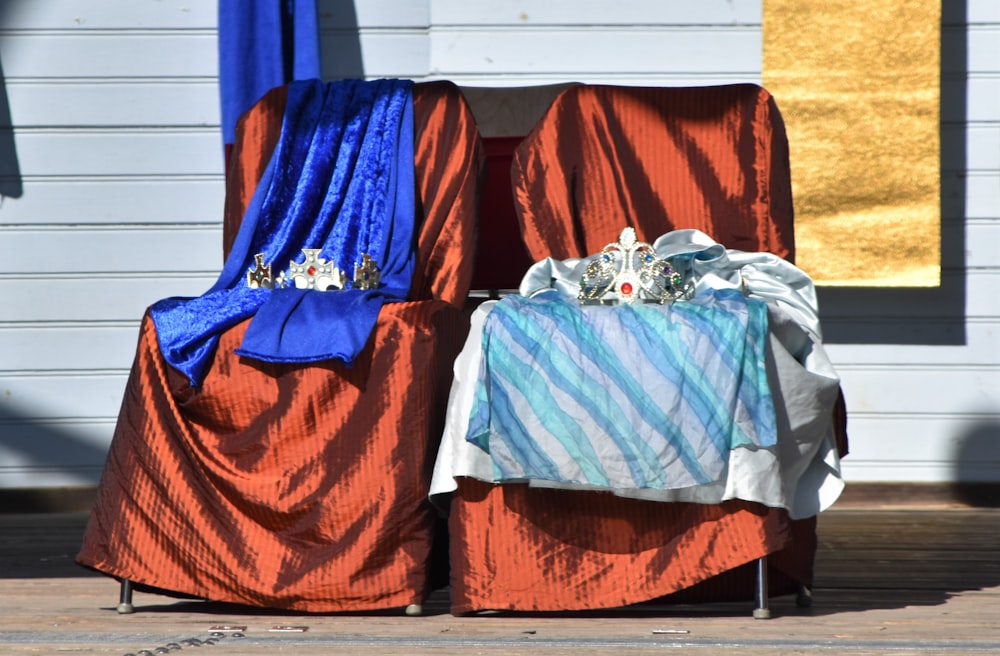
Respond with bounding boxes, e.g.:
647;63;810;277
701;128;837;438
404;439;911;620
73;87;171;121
513;84;795;262
77;81;483;612
448;83;843;613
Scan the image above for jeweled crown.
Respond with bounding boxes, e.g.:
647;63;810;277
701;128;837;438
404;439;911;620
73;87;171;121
247;249;381;291
578;227;690;305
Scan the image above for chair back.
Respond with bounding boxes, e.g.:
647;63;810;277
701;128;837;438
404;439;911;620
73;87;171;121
511;84;795;262
221;81;482;307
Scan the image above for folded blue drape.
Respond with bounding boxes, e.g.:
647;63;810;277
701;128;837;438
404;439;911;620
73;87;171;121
151;78;415;386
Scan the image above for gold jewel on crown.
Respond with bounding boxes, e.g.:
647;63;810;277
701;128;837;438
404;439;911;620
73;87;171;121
246;249;381;291
578;227;691;305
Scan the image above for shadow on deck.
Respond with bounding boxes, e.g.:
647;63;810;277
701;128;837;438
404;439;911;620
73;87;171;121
1;490;999;655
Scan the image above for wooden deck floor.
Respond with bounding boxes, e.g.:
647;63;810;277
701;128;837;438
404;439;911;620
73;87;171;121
1;504;999;655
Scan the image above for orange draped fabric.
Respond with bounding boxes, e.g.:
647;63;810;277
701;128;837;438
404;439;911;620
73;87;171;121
448;84;837;613
513;84;795;263
77;81;483;612
450;480;811;614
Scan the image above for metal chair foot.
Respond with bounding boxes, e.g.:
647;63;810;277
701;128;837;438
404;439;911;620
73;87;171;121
753;556;771;619
796;584;813;608
117;578;135;614
405;603;423;616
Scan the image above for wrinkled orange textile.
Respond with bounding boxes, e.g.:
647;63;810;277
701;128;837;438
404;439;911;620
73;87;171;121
77;82;483;611
449;84;834;613
450;480;804;614
514;84;795;262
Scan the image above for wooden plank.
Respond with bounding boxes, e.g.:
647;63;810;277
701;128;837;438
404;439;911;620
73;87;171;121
322;31;430;78
2;31;428;85
837;462;998;486
940;122;998;173
836;364;1000;414
942;25;1000;74
965;220;1000;269
0;275;215;322
0;419;113;487
839;461;975;484
833;481;1000;508
825;322;1000;366
3;129;221;177
0;325;141;372
0;513;97;576
428;28;761;76
0;422;112;471
0;1;215;30
320;0;429;29
5;81;220;128
0;32;218;79
0;178;224;224
430;0;761;26
968;173;1000;219
964;122;1000;171
825;415;1000;468
437;72;762;87
818;270;999;320
0;373;128;420
968;25;1000;73
969;0;1000;23
967;74;1000;123
0;507;998;653
0;467;104;490
0;226;223;273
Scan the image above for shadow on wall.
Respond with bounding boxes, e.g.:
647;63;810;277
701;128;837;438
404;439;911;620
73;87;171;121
953;420;1000;507
0;55;23;200
0;1;22;199
316;0;365;80
817;1;967;347
0;404;108;502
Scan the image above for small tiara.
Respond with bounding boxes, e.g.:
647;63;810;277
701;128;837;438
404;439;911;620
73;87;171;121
578;227;691;305
247;249;381;291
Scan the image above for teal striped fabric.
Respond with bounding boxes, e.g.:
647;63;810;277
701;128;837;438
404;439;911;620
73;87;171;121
466;288;777;491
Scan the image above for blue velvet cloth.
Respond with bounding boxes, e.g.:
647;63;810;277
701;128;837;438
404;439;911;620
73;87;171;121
150;78;415;386
218;0;321;148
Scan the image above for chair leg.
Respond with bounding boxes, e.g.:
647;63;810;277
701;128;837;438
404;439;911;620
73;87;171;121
405;603;423;616
752;556;771;619
117;578;135;614
796;583;813;608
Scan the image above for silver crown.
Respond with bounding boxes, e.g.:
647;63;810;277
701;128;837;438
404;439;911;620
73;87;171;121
578;227;691;305
247;249;381;292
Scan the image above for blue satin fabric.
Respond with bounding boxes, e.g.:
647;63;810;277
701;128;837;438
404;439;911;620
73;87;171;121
151;78;415;386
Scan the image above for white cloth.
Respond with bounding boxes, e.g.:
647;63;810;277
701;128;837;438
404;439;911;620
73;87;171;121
431;230;844;519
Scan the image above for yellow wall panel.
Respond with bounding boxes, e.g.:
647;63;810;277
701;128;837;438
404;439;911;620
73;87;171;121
763;0;941;286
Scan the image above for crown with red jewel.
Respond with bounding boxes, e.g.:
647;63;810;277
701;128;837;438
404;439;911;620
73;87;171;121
246;249;381;291
578;227;691;305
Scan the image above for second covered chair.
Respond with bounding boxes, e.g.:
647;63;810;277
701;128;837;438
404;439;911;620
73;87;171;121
433;83;847;615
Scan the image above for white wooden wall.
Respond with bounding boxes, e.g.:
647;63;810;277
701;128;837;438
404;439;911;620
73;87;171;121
823;1;1000;482
0;1;224;488
0;0;996;488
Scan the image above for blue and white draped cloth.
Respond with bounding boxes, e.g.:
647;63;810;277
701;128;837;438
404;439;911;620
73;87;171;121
151;78;415;386
433;229;845;517
466;288;777;490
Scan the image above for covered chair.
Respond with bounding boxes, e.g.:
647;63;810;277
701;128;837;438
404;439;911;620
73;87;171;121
432;83;848;616
77;80;483;613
